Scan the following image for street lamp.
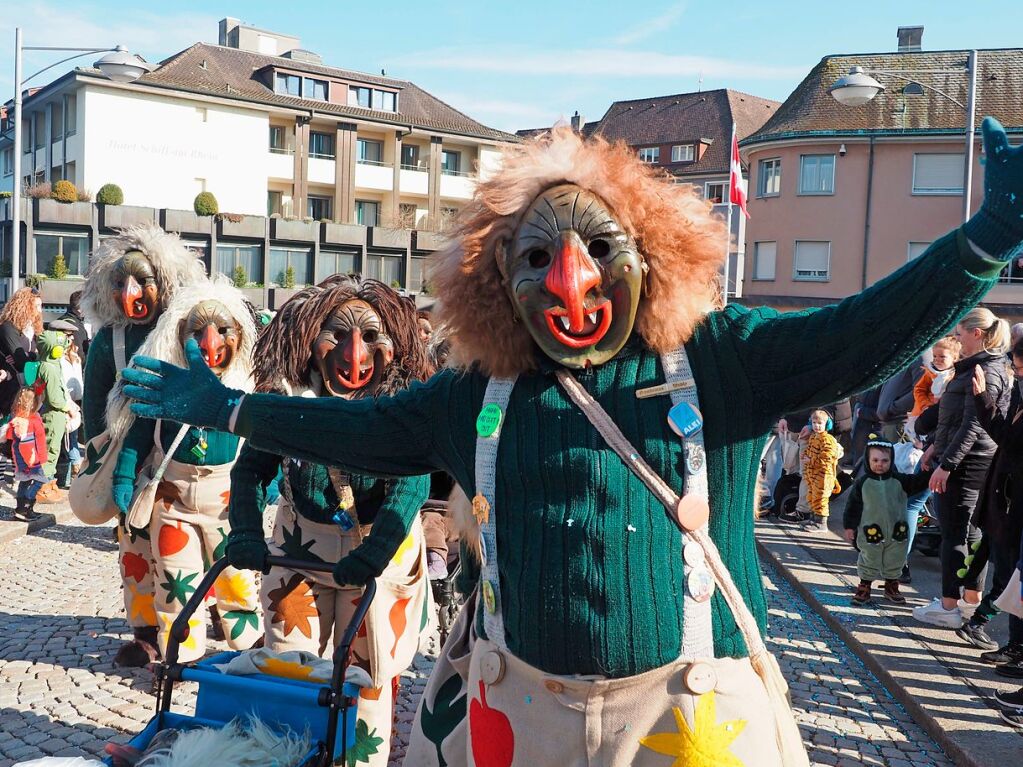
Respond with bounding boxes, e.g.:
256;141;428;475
829;51;978;223
8;29;153;293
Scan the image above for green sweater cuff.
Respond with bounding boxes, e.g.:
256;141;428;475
957;227;1015;278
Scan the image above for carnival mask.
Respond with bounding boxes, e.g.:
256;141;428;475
112;250;160;324
500;184;644;368
312;299;395;397
178;300;241;377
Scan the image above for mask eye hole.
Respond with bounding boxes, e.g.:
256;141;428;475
587;239;611;260
363;329;378;343
527;249;551;269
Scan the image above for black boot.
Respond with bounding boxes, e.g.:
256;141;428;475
13;497;41;523
114;626;161;667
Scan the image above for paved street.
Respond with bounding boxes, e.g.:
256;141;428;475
0;517;955;767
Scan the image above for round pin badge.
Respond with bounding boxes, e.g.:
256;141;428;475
683;541;706;568
476;403;504;438
483;580;497;614
675;494;710;531
687;568;715;602
685;443;705;475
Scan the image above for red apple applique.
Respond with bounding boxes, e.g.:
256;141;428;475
469;681;514;767
158;522;189;557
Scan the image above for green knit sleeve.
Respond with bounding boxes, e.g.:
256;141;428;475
112;416;156;488
728;229;1004;422
228;443;282;539
82;328;114;441
350;474;431;569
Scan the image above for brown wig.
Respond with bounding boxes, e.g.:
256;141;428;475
0;288;43;337
429;126;726;377
254;275;433;395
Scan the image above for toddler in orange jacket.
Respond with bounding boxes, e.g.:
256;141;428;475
1;387;47;521
906;337;961;440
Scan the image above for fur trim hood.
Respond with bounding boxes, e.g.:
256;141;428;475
81;224;207;329
105;276;257;442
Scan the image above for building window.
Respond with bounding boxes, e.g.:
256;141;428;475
374;89;396;111
51;102;64;140
307;195;333;220
216;242;263;285
758;158;781;197
638;147;660;164
671;144;694;163
34;231;89;277
704;182;726;204
2;148;12;177
798;155;835;195
309;131;335;159
400;144;421;169
408;254;429;293
267;190;294;217
303;77;328;101
269;246;313;286
275;73;301;97
907;241;931;262
318;248;358;281
398;203;419;229
793;241;831;281
349;86;371;108
34;115;45;150
64;94;76;136
912;154;964;195
357;139;383;165
1000;254;1023;285
365;251;403;287
355;200;380;227
753;242;776;280
180;240;210;273
441;150;462;175
269;126;292;154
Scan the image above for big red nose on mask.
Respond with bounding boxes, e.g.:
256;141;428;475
198;324;226;368
121;276;148;320
339;327;372;388
544;232;602;334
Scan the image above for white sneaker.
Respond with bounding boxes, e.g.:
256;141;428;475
958;598;980;621
913;597;964;628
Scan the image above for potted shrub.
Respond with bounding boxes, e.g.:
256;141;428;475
48;253;69;280
232;264;247;288
194;191;219;217
96;184;124;206
51;180;78;203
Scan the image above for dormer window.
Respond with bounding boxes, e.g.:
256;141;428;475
274;72;327;101
348;85;397;112
638;147;659;163
275;73;300;96
671;144;695;163
303;77;328;101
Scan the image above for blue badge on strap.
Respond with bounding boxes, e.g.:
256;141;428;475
667;401;703;438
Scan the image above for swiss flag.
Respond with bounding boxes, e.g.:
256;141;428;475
729;126;750;219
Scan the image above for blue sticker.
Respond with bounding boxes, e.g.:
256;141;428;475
667;401;703;438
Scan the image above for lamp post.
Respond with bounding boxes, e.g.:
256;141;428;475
8;28;152;294
829;50;978;223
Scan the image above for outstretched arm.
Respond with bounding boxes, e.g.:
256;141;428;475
225;443;282;572
734;118;1023;419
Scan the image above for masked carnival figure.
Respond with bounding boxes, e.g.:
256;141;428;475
226;275;434;767
106;276;261;663
78;225;206;666
122;119;1023;766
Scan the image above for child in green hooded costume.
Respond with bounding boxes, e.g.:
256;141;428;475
35;329;77;489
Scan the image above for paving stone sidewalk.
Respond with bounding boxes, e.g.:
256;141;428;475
0;518;954;766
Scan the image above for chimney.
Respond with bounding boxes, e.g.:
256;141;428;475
897;26;923;52
219;18;240;46
570;111;584;132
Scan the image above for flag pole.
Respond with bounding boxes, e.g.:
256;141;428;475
722;122;735;306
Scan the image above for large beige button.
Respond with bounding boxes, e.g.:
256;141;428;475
675;495;710;531
683;662;717;695
544;679;565;694
480;650;505;686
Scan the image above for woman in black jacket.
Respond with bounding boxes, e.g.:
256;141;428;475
914;308;1012;628
955;339;1023;667
0;287;42;414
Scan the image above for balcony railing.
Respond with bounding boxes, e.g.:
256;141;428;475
400;163;427;171
441;168;474;177
309;152;336;160
269;146;295;156
356;158;391;167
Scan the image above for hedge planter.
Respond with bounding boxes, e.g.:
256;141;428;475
217;215;266;239
39;277;86;306
367;226;410;249
321;222;366;246
270;218;319;242
161;208;214;234
99;204;156;231
413;230;449;251
34;198;93;227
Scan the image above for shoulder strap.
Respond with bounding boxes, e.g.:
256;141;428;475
113;325;127;371
151;421;190;483
474;376;517;651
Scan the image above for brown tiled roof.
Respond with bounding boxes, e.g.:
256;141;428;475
743;48;1023;146
588;89;779;175
89;43;516;143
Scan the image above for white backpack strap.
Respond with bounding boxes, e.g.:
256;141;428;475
660;345;715;659
112;325;127;372
474;375;517;651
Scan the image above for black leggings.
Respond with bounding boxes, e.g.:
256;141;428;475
936;457;991;600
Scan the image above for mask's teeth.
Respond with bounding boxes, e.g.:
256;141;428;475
559;316;571;331
587;311;597;324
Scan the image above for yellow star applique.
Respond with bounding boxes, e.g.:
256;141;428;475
158;613;200;652
255;656;318;682
639;692;747;767
214;570;252;607
127;585;156;626
390;533;415;568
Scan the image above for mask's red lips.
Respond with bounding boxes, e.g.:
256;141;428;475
334;363;374;390
543;300;612;348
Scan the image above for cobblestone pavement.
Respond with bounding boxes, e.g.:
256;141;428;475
0;519;954;766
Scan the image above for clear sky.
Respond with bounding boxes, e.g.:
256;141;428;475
2;1;1022;133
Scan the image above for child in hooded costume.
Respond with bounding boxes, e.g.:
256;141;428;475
79;225;207;666
799;409;843;530
35;329;77;485
122;119;1023;767
107;276;261;663
226;276;433;767
843;436;931;604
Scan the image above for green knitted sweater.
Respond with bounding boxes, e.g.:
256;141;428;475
232;229;1006;677
82;324;153;441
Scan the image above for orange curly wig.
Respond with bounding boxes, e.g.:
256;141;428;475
429;127;727;377
0;287;43;338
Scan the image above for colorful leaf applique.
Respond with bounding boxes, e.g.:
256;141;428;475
421;673;467;767
266;573;319;639
80;440;110;476
158;521;190;557
121;551;149;582
389;596;411;658
220;489;231;508
223;609;260;641
213;528;229;560
215;570;253;607
126;584;156;625
639;692;747;767
154;481;181;511
469;681;514;767
280;523;326;563
159;569;199;607
345;718;384;767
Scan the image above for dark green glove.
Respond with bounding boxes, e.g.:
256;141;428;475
964;116;1023;259
122;339;244;431
333;547;384;587
225;531;270;573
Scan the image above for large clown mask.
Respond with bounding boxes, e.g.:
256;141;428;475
501;184;644;369
313;299;395;398
113;250;160;324
178;300;241;377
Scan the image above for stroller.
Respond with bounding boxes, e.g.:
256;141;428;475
106;556;375;767
421;497;467;647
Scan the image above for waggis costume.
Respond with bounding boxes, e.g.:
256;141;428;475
802;430;841;518
79;225;206;666
107;277;260;662
120;120;1023;766
226;277;433;767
